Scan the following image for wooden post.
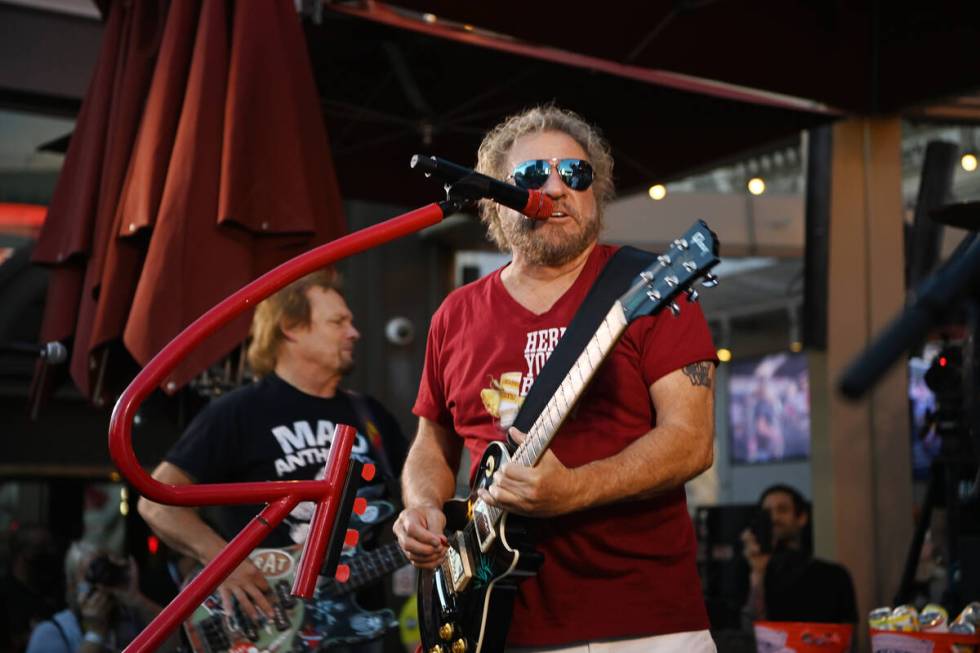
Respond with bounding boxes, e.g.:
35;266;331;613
810;117;914;647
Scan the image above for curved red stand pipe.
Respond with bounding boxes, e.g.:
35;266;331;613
111;203;446;652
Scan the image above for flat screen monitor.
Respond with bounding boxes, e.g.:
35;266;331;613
728;351;810;464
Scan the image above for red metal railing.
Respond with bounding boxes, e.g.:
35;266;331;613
109;203;447;652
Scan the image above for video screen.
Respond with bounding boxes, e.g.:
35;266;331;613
728;351;810;464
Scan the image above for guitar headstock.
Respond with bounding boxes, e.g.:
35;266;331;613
620;220;720;321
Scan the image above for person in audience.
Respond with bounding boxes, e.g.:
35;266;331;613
741;484;857;625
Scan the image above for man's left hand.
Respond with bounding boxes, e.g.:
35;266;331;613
477;427;582;517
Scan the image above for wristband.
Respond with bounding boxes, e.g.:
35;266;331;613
83;630;105;646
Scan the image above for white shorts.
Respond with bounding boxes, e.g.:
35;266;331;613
505;629;716;653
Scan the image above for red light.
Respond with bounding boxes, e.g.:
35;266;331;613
939;356;948;367
147;535;159;555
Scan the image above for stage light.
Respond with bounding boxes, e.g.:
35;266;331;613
422;13;437;23
462;24;475;32
648;184;667;201
789;341;803;353
147;535;160;555
747;177;766;195
717;348;732;363
961;152;978;172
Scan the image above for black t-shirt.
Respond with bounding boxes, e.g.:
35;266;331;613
764;550;858;624
165;373;407;547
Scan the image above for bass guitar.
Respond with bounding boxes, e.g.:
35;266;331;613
185;500;408;653
417;221;720;653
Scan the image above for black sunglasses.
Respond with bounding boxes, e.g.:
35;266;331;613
510;158;594;191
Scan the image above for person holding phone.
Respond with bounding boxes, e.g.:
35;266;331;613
740;484;857;626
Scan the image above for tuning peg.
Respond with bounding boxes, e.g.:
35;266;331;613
702;274;719;288
335;563;351;583
361;463;376;482
345;528;359;548
673;238;689;250
669;302;681;316
686;288;700;303
657;254;672;266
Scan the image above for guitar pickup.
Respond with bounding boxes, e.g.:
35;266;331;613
443;531;475;593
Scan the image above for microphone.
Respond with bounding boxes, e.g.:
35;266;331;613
0;341;68;364
411;155;554;219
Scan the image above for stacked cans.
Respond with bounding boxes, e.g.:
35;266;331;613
869;602;979;634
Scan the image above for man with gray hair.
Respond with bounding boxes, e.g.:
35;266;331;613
395;105;718;651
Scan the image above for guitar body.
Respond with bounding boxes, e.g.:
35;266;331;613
418;442;543;653
184;500;402;653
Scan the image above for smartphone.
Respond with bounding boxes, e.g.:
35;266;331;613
749;509;773;554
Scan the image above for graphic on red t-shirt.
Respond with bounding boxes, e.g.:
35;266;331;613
479;326;568;431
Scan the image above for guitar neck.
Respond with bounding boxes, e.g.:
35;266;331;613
330;541;408;595
515;301;629;466
480;301;629;525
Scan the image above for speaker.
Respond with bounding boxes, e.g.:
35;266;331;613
907;141;958;289
803;126;832;350
695;504;756;629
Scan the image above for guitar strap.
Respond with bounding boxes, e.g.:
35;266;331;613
344;389;396;482
509;245;656;444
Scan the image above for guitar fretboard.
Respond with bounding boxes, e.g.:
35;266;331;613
328;541;408;595
477;300;630;527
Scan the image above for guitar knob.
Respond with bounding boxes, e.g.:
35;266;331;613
439;623;455;640
452;639;469;653
686;288;700;303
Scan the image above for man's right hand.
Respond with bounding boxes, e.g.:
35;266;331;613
217;559;273;621
393;505;448;570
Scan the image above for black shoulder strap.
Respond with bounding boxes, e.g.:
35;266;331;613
511;246;656;439
344;389;395;480
48;616;71;650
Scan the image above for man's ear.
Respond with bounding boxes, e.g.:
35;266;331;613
797;510;810;529
278;319;299;343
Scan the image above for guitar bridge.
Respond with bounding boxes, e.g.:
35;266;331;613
443;532;474;593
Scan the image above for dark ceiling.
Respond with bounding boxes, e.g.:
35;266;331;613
304;9;826;206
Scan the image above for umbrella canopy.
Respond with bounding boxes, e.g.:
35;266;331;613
305;5;834;208
303;0;980;208
373;0;980;115
33;0;346;403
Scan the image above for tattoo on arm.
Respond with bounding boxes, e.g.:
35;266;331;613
682;362;712;388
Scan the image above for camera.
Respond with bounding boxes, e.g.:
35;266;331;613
748;509;774;554
85;554;130;588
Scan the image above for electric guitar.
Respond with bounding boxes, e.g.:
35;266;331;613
417;221;721;653
184;500;408;653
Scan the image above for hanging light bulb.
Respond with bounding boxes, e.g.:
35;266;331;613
747;177;766;195
648;184;667;201
962;152;978;172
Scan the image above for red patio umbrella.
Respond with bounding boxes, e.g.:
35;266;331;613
33;0;346;404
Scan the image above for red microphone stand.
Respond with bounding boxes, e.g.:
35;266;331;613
110;200;459;652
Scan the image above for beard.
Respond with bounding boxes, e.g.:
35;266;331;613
501;209;601;267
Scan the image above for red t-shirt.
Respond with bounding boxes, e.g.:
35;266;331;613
413;244;715;646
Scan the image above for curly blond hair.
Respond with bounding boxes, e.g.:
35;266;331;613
246;269;341;377
475;104;615;250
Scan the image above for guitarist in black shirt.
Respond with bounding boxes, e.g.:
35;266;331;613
138;269;408;653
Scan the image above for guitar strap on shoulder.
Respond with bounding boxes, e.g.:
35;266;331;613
509;246;656;445
344;389;395;481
